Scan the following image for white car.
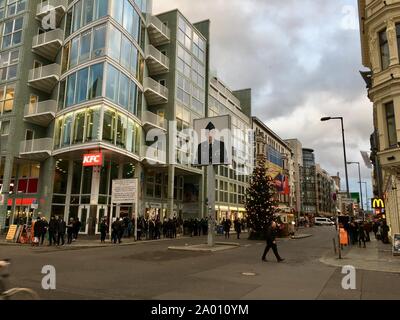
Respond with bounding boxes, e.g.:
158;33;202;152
314;217;335;226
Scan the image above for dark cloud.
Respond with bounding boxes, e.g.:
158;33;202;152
153;0;373;195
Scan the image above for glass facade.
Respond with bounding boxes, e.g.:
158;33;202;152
54;105;141;155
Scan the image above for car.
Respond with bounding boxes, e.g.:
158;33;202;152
314;217;335;226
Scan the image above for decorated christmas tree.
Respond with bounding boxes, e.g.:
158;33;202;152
245;156;278;240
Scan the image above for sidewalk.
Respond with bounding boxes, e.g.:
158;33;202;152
0;235;190;250
320;237;400;274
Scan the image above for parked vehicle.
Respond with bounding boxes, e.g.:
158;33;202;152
314;217;335;226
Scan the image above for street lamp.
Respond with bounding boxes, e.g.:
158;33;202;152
321;116;350;260
361;181;369;217
320;117;350;199
347;162;364;213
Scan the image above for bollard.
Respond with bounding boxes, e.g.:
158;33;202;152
333;238;337;254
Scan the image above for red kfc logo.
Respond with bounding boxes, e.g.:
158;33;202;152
83;152;103;167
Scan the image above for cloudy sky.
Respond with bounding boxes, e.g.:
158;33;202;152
152;0;373;207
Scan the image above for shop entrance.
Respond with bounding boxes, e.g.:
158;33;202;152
78;205;89;234
12;206;34;226
96;205;107;235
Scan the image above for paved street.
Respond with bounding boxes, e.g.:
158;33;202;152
1;227;399;300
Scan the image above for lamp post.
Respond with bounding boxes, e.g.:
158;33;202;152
362;181;369;218
347;162;364;215
320;117;350;199
321;116;350;260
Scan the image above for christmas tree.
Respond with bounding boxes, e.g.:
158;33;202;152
245;156;278;240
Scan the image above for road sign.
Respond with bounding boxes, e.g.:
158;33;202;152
111;179;138;204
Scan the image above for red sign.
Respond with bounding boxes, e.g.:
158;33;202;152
83;152;103;167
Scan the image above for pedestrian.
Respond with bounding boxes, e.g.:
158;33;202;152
57;217;66;246
73;217;82;241
127;219;133;238
234;218;242;239
48;216;58;246
372;221;379;239
111;218;118;244
33;218;41;247
381;221;390;244
358;223;367;248
100;219;108;243
66;218;74;244
40;217;48;245
262;221;285;263
224;218;231;239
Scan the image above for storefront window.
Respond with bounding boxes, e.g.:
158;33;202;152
73;111;86;144
99;164;109;195
103;108;115;143
54;117;63;148
53;160;68;194
86;107;101;142
62;114;73;147
71;161;82;194
116;114;127;148
82;166;92;195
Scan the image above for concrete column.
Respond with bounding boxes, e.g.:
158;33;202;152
199;170;204;219
38;157;56;220
134;162;144;217
64;160;73;220
167;164;175;219
0;155;13;232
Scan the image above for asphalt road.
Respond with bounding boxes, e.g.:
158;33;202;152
1;227;399;300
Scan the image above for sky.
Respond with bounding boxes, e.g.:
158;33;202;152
152;0;374;208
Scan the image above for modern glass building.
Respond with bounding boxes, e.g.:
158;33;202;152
0;0;213;235
208;76;252;222
301;148;317;215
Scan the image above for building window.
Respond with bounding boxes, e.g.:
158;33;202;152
0;49;19;81
379;29;390;70
2;16;23;49
71;0;108;34
0;83;15;114
0;120;10;135
5;0;26;19
385;101;398;148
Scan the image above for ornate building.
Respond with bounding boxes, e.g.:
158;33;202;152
358;0;400;236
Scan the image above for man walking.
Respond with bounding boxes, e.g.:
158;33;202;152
262;221;285;263
40;217;48;245
234;218;242;239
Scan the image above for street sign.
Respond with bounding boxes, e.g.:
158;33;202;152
111;179;138;204
371;198;385;209
31;199;38;210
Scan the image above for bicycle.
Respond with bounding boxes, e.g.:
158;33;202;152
0;259;40;300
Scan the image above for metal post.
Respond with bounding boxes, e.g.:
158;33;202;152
340;118;350;199
207;165;216;247
109;204;114;242
357;163;364;212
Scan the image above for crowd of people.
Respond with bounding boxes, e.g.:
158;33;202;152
340;219;390;248
32;216;82;246
97;216;248;243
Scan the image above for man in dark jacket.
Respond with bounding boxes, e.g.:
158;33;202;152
262;222;285;262
234;218;242;239
57;217;66;246
66;218;74;244
48;216;58;246
73;218;82;240
40;217;48;245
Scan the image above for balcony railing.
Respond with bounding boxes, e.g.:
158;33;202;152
143;77;168;105
146;45;169;75
144;111;167;130
32;29;64;60
24;100;57;127
20;138;52;160
142;145;166;164
37;0;68;25
148;15;170;46
28;64;60;93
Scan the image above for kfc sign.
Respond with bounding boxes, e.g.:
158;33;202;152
83;153;103;167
